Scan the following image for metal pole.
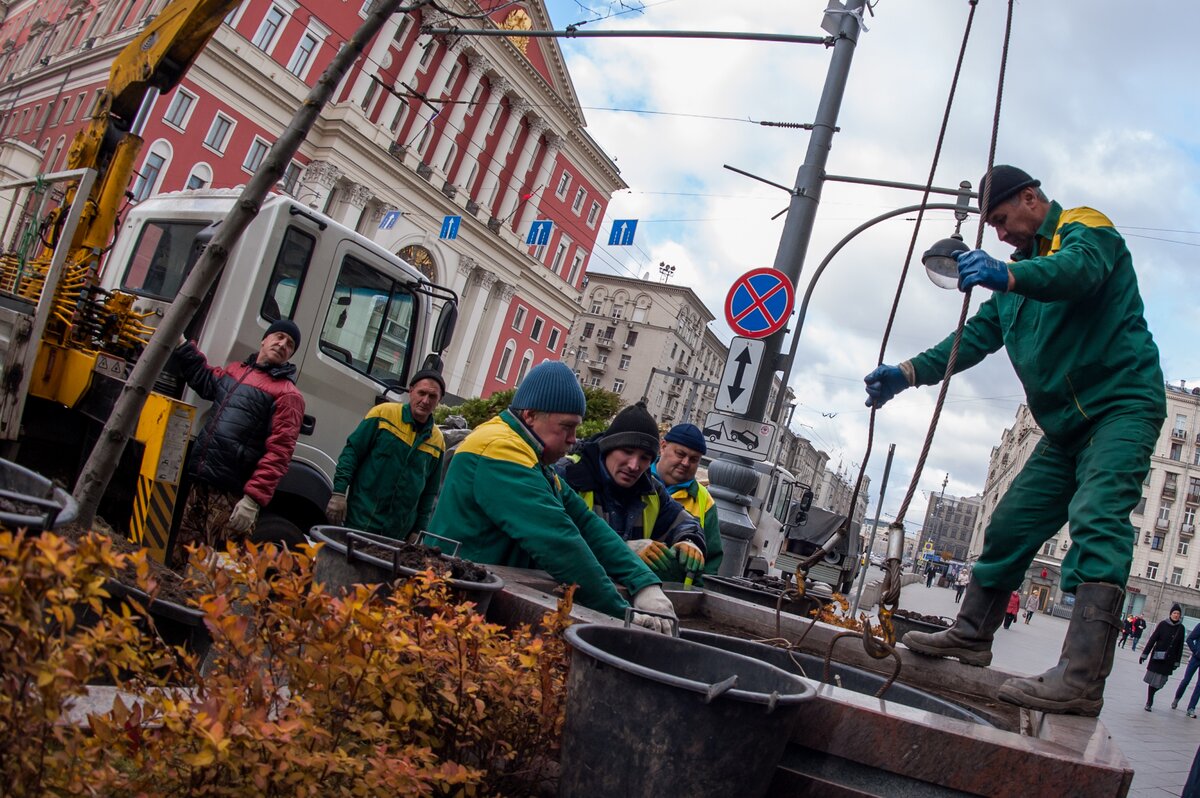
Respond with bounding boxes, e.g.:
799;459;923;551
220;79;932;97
423;27;831;47
851;443;894;618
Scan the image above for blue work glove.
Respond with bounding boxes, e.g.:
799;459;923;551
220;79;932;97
864;365;909;408
956;249;1010;293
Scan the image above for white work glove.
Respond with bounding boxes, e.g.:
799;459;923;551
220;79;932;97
631;584;676;635
227;495;259;533
325;493;347;525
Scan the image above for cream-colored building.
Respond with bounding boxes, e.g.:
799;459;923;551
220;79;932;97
568;273;724;426
972;388;1200;622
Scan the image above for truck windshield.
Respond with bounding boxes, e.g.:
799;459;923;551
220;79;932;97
320;255;416;387
120;220;211;300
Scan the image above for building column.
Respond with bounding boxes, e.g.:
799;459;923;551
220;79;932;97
469;283;519;396
495;118;546;227
330;182;374;228
450;75;510;194
452;269;498;393
514;134;560;241
428;52;488;181
350;12;408;109
450;255;478;297
485;98;529;222
407;37;462;160
299;160;342;211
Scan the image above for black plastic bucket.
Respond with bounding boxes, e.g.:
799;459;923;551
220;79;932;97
97;579;212;671
560;624;816;798
309;525;504;614
0;457;78;532
680;628;990;725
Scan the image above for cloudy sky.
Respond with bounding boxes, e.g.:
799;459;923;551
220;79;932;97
537;0;1200;527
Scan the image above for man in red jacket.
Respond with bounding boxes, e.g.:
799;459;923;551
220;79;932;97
172;319;305;564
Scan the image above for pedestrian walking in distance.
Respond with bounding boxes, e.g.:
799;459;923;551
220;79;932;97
1118;615;1133;649
1024;593;1039;624
954;568;970;603
1141;605;1186;711
1171;620;1200;718
1003;591;1020;630
1131;615;1147;651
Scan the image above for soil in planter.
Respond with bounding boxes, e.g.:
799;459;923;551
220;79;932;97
52;521;198;605
0;494;49;516
350;535;490;583
892;608;951;628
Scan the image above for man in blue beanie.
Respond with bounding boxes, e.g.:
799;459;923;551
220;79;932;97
426;361;676;632
651;423;723;583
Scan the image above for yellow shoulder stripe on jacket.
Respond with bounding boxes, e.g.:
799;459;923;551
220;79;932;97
1050;207;1115;255
457;418;538;467
368;403;445;457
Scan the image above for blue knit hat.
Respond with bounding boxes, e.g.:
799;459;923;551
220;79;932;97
664;423;706;456
511;361;586;416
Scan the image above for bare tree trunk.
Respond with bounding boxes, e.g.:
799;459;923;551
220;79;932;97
74;0;421;527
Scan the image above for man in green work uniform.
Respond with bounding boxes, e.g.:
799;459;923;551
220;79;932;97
863;165;1165;717
651;423;723;583
555;403;707;583
426;362;676;632
325;370;446;540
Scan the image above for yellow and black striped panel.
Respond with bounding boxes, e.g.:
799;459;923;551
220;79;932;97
131;476;176;564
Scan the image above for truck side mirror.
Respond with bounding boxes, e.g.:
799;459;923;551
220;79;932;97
798;488;814;512
431;301;457;354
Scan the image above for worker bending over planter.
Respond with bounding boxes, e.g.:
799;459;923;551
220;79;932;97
864;165;1165;716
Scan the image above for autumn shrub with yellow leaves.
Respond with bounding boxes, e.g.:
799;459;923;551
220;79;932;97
0;528;573;797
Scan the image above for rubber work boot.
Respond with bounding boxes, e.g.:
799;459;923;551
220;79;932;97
996;582;1123;717
902;576;1009;666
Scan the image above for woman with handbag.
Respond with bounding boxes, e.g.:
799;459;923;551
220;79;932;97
1141;604;1187;711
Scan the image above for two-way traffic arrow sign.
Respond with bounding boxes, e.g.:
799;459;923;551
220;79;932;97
715;337;765;415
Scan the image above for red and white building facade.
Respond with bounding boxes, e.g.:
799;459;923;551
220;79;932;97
0;0;623;399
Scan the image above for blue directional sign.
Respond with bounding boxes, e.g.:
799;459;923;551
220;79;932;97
379;210;402;230
608;219;638;246
527;220;553;246
439;215;461;240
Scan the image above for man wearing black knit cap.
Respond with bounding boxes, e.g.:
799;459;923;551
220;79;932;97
172;319;305;563
556;401;707;581
326;368;446;541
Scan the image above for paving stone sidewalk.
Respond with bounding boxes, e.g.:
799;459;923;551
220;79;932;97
890;581;1199;798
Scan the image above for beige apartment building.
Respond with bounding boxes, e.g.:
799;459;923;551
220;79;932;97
972;386;1200;622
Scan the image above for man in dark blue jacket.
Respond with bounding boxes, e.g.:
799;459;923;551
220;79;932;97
1173;623;1200;718
556;402;706;581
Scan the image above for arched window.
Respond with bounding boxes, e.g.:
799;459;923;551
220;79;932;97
494;339;516;381
132;139;172;202
515;350;534;385
399;244;437;281
185;162;213;190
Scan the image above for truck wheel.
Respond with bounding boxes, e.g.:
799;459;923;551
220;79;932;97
251;513;306;549
708;433;718;442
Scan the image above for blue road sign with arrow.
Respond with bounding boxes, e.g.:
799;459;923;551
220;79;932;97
608;219;638;246
439;215;461;240
715;337;765;415
527;220;553;246
379;210;402;230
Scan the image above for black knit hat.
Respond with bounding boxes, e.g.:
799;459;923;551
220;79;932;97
409;368;446;395
979;165;1040;213
264;318;301;348
599;401;660;457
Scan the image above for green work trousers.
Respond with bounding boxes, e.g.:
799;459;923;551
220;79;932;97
972;414;1160;594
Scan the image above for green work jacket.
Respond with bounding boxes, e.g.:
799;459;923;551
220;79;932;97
425;410;659;617
909;202;1166;444
333;402;444;539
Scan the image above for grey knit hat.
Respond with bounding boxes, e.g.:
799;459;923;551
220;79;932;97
511;361;587;416
409;368;446;395
599;401;660;457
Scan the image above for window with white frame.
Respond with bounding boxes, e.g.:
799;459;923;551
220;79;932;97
589;300;602;314
487;99;504;134
587;200;601;227
549;241;568;273
587;376;601;387
242;137;270;173
251;5;287;52
555;169;570;198
512;306;526;331
495;341;515;381
530;317;543;342
619;354;630;370
287;32;320;78
132;147;168;202
281;161;302;194
533;242;547;261
203;113;235;153
65;92;86;124
547;328;560;352
1172;567;1184;585
515;352;534;385
567;251;585;286
613;378;625;394
1179;540;1190;556
610;302;624;320
163;89;195;130
572;186;587;213
185;163;212;190
1146;561;1159;579
418;38;435;69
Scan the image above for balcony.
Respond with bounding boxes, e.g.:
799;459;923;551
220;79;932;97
1172;428;1187;440
1181;524;1195;537
1162;484;1177;499
667;382;682;398
1187;492;1200;505
595;336;613;349
586;359;606;373
1155;518;1170;530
